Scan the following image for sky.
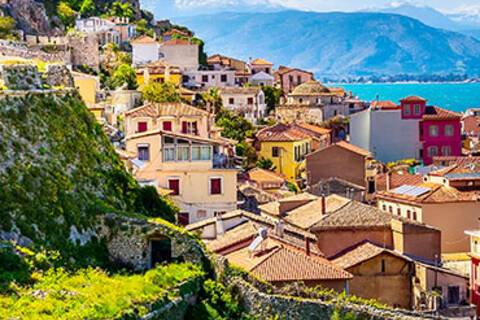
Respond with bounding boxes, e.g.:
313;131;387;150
144;0;480;18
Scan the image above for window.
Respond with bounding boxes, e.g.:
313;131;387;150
389;206;393;214
382;204;386;211
397;208;401;216
168;179;180;196
162;121;172;131
381;259;386;273
137;121;148;133
164;146;175;162
289;75;293;83
414;104;421;115
221;74;227;82
445;125;454;137
214;211;226;217
447;286;460;305
210;178;222;195
297;75;302;84
247;97;254;105
413;211;417;221
197;210;207;219
138;145;150;161
177;145;190;161
178;212;189;226
272;146;280;158
201;146;211;160
368;180;376;194
441;145;452;156
404;104;411;115
202;75;208;82
182;121;198;135
266;67;270;74
429;125;439;137
407;210;411;219
229;98;235;105
427;146;439;157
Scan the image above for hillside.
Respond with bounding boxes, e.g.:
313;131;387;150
176;10;480;79
0;90;176;259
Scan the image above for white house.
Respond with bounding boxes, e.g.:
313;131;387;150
350;103;422;163
220;87;266;123
184;69;236;88
159;39;199;72
251;71;274;87
131;35;160;66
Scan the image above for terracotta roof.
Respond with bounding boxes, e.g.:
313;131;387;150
256;123;313;142
207;221;258;253
311;201;392;231
238;184;283;204
463;115;480;136
335;141;372;157
376;182;480;204
275;65;313;76
284;195;351;230
246;168;287;185
226;237;352;282
293;123;332;136
251;58;273;66
163;28;190;37
259;193;319;217
376;173;424;192
162;38;193;46
291;80;330;96
432;156;480;167
371;100;399;110
219;87;261;95
131;35;157;44
422;106;461;121
400;96;427;102
333;241;411;269
125;102;209;118
141;60;181;75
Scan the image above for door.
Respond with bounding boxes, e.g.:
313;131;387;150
150;237;172;267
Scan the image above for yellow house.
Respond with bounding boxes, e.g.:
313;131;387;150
124;102;238;225
256;123;312;186
72;71;100;106
136;60;182;87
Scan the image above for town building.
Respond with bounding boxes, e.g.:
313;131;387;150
274;65;314;95
124;102;239;225
250;71;274;87
72;71;100;106
106;17;137;46
350;97;462;165
306;141;377;202
276;80;365;124
377;160;480;253
184;68;237;88
219;87;266;123
249;58;273;76
255;123;313;186
207;54;251;85
75;17;121;46
131;35;160;66
135;60;182;87
465;230;480;315
159;38;199;72
161;28;192;42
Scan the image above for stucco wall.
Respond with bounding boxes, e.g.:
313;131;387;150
160;44;199;71
306;145;366;188
133;43;160;66
350;109;371;152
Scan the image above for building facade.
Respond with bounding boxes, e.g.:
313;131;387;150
219;87;266;123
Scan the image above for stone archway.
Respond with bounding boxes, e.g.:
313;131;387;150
149;236;172;268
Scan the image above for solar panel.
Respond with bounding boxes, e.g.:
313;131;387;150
391;185;431;197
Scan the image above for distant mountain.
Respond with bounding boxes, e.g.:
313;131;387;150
176;10;480;79
448;6;480;29
140;0;285;19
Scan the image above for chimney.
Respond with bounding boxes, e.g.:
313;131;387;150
215;215;225;237
386;171;392;192
275;220;285;238
321;194;326;215
305;237;310;256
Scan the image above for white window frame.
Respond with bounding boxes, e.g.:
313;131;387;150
137;143;150;161
445;125;454;137
429;125;439;137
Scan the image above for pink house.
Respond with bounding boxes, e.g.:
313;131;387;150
399;96;462;165
274;66;314;95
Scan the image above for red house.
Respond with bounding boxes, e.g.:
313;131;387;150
400;96;462;165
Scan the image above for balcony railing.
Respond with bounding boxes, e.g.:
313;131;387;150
213;153;237;169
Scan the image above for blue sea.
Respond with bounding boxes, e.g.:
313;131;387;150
334;83;480;113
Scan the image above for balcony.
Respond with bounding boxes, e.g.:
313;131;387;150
213;153;237;169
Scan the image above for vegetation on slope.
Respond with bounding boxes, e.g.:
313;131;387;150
0;262;203;319
0;92;176;255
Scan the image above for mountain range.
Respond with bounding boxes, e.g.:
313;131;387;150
176;10;480;79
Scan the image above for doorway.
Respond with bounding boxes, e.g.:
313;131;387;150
150;237;172;268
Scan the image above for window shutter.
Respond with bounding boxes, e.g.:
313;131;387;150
163;121;172;131
193;122;198;135
138;122;148;132
181;121;187;134
210;178;222;195
168;179;180;195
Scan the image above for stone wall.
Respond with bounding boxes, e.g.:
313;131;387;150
44;64;74;88
0;40;70;63
1;64;42;90
67;34;100;70
101;214;207;271
276;105;324;124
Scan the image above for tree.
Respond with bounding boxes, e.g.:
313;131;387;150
108;1;134;19
236;141;257;169
79;0;96;17
134;186;177;222
57;2;77;28
141;82;181;103
215;108;255;143
199;88;223;114
135;19;154;37
262;86;283;115
0;17;16;40
110;64;138;90
256;157;276;171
